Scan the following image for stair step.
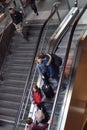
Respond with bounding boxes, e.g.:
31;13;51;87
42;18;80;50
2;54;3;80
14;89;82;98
0;100;20;110
3;68;30;74
5;59;31;65
0;115;15;123
3;69;29;74
1;80;25;87
7;53;34;58
3;73;27;80
0;107;17;117
3;63;30;68
0;83;25;88
3;65;29;70
5;56;32;61
0;86;24;95
10;45;35;50
0;93;22;102
3;72;28;77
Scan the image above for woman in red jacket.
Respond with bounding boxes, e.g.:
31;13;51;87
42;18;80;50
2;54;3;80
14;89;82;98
30;84;46;108
30;84;49;123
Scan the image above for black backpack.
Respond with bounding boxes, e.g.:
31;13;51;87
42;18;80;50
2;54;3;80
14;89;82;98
51;54;62;67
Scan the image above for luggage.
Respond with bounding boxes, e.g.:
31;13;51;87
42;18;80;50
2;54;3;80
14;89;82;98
35;109;45;123
51;54;62;67
42;85;54;98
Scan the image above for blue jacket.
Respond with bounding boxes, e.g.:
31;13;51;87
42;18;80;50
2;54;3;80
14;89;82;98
10;11;23;24
36;54;59;79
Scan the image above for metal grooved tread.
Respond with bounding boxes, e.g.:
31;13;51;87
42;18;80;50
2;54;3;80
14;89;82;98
0;21;58;128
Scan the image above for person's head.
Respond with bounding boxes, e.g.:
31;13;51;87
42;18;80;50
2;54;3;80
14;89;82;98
9;7;15;14
25;117;33;125
32;84;40;93
35;53;46;64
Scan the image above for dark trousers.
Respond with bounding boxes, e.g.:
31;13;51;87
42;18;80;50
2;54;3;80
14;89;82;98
30;2;38;14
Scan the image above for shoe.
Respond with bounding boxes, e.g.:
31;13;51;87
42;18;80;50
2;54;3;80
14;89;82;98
36;12;39;16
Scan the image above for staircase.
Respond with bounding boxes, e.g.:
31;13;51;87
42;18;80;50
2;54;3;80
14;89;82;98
0;20;58;130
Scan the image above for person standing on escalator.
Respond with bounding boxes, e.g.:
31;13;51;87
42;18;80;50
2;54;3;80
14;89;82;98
25;117;52;130
35;53;60;86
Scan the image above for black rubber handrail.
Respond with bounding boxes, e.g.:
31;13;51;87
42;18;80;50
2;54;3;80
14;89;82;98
48;4;87;130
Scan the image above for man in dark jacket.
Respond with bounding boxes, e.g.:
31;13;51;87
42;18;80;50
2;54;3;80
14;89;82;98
9;7;23;33
29;0;39;15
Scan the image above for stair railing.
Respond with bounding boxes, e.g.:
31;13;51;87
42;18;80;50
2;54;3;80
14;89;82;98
13;2;63;130
47;4;87;130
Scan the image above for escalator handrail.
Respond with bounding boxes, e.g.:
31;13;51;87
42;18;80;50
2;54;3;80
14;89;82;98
48;4;87;130
13;3;60;130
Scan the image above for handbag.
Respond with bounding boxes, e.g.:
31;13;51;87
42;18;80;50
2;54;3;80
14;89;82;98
35;109;45;123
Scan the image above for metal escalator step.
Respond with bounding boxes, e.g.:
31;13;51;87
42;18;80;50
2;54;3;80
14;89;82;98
56;48;74;57
59;40;77;48
0;83;25;88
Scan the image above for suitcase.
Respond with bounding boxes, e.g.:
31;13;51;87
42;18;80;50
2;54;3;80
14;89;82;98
42;85;54;98
51;54;62;67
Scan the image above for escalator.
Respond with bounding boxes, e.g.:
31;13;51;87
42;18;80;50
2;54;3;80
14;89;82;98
46;24;87;130
22;5;87;130
65;36;87;130
46;5;87;130
0;4;86;130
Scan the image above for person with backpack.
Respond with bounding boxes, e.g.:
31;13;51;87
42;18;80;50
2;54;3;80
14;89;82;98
25;117;52;130
35;53;61;86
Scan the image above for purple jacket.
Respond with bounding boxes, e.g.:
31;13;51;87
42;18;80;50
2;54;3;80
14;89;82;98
26;123;48;130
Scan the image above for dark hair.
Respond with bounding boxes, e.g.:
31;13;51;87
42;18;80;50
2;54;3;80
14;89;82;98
33;84;41;93
37;53;46;59
9;7;15;10
25;117;33;125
